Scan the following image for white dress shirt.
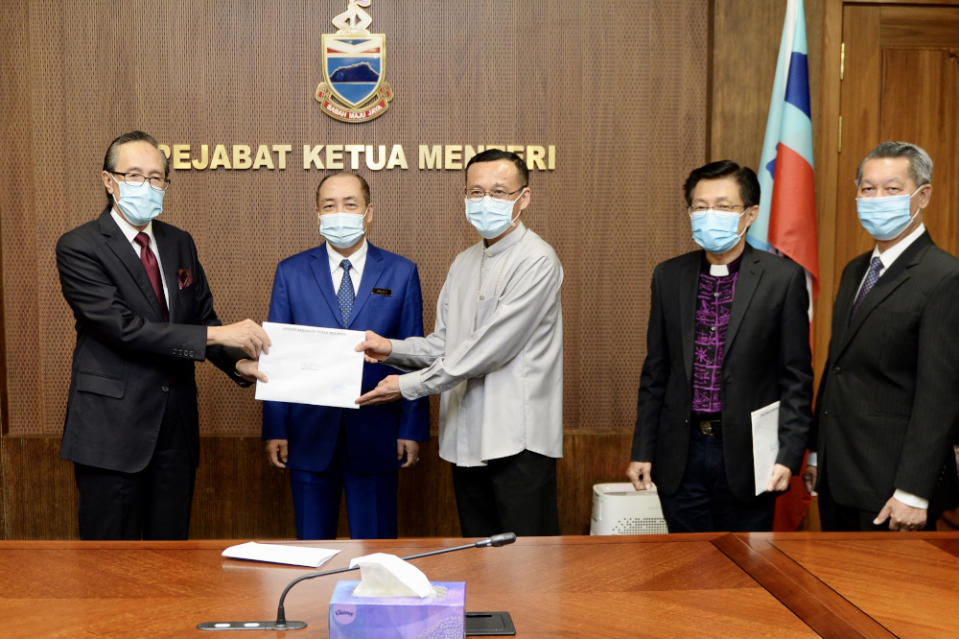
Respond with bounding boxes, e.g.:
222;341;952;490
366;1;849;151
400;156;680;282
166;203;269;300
327;239;368;295
110;208;170;305
387;223;564;466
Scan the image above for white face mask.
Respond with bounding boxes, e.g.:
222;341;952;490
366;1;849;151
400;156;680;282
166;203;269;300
464;189;525;239
112;176;164;226
855;187;923;241
689;209;746;254
319;209;368;249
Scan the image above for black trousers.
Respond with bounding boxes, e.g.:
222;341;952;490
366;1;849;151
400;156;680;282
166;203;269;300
451;450;560;537
659;428;775;533
74;396;196;540
818;469;938;532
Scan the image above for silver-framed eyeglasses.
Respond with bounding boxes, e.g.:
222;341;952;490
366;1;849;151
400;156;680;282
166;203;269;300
688;203;746;215
464;186;526;202
111;171;171;192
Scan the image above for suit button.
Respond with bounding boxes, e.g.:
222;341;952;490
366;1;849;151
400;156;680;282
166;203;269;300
823;409;829;416
161;385;170;392
834;366;841;374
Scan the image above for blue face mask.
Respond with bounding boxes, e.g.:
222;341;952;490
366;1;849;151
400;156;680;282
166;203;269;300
690;210;745;254
320;210;367;249
112;176;164;226
465;190;525;240
856;188;922;241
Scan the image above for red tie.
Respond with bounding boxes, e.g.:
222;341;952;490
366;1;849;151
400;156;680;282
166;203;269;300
134;232;169;321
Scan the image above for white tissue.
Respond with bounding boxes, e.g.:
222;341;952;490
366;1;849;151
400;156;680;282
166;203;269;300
348;552;435;598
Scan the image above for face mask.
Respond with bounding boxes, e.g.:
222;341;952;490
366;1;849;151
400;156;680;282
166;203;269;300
856;188;923;241
465;190;525;239
112;176;164;226
320;210;368;249
690;210;745;254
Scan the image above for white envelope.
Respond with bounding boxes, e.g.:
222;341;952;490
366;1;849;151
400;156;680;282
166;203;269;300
222;541;339;568
255;322;365;409
751;401;780;496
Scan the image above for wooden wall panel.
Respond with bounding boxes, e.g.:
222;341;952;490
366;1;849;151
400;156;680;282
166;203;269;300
0;0;711;538
0;433;639;540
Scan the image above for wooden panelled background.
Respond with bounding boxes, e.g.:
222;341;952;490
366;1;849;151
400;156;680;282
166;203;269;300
0;0;829;539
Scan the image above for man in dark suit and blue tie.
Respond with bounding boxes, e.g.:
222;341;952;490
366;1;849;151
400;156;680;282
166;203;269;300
626;160;813;532
262;172;428;539
804;142;959;531
56;130;270;540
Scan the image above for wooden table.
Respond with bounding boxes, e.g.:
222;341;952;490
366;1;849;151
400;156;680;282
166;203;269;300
0;532;955;638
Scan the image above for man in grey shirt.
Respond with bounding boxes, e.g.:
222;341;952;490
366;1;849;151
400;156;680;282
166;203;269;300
356;149;563;536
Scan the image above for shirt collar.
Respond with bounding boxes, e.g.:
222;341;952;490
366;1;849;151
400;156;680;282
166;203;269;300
110;207;155;245
483;222;527;257
872;222;925;270
327;238;368;275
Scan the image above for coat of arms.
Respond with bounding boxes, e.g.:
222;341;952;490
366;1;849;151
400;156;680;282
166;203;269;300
315;0;394;123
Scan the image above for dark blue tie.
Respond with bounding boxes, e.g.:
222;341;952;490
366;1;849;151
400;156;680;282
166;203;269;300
850;256;883;319
337;259;354;324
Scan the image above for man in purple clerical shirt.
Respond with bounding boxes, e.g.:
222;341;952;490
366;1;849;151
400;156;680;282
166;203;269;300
626;160;813;532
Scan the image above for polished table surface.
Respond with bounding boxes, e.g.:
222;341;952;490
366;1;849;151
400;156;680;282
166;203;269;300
0;532;955;638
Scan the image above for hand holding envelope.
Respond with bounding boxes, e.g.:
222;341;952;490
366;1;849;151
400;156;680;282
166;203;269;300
352;330;404;406
751;401;792;494
254;322;366;409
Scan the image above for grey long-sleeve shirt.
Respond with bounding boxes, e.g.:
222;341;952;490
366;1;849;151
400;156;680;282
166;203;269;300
389;223;564;466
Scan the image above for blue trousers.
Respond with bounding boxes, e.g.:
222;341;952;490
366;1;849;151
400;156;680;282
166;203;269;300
289;426;398;540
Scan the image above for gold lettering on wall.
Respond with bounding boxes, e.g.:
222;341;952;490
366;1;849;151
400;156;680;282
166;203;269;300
158;144;555;171
160;144;294;170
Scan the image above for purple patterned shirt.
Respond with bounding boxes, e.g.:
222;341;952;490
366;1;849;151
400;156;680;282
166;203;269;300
691;254;743;414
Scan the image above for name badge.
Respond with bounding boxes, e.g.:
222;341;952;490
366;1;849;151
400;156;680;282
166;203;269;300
371;288;392;296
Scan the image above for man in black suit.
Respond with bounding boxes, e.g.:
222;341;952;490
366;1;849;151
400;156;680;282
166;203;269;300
56;130;270;540
804;142;959;531
626;160;813;532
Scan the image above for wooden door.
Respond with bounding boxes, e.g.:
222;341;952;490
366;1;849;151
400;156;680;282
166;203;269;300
836;3;959;271
815;0;959;367
813;0;959;531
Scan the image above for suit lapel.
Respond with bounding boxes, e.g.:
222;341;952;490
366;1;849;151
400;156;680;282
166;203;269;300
153;222;178;319
97;211;165;320
725;246;762;355
347;243;383;326
834;255;869;330
834;234;931;358
310;244;345;326
679;253;701;383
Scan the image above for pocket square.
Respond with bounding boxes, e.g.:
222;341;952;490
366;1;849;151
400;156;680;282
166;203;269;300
177;267;194;289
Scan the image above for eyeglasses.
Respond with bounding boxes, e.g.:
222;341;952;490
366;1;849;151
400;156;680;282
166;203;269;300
464;186;527;202
688;204;746;214
112;171;171;192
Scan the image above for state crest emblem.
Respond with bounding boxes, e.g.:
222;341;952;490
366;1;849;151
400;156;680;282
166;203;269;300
315;0;393;123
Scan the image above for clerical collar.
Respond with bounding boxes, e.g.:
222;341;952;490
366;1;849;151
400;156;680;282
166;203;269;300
700;252;744;277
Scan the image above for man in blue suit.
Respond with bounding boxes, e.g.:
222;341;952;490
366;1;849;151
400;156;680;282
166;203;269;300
262;172;429;539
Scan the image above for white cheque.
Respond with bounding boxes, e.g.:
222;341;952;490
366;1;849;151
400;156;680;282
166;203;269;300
254;322;365;409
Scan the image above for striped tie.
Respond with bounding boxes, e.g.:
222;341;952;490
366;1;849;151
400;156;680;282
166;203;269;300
337;259;354;324
850;256;883;319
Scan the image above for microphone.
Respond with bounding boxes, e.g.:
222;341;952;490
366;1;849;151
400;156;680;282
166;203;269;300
477;532;516;547
197;533;518;632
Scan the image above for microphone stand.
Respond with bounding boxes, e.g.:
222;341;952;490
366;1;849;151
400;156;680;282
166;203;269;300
198;533;517;633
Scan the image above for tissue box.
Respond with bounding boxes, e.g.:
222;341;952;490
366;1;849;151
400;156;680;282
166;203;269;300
329;580;465;639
